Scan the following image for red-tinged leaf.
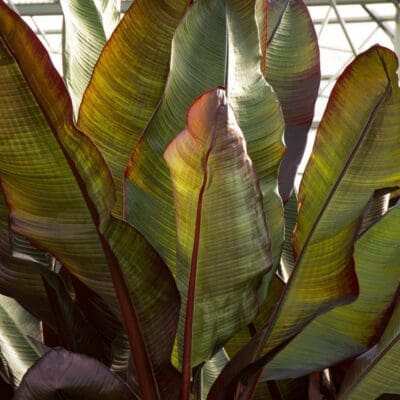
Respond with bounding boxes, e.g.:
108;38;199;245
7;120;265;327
262;0;320;201
337;296;400;399
0;4;180;398
261;202;400;381
67;270;122;349
125;0;285;276
208;45;400;399
78;0;189;216
164;88;272;398
14;348;138;400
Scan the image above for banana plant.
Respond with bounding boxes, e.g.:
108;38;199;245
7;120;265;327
0;0;399;399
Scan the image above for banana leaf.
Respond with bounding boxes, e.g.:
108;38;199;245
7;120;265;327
261;203;400;380
125;0;285;276
0;295;42;387
0;4;180;398
337;295;400;399
259;0;320;201
77;0;188;215
61;0;120;115
13;348;138;400
164;88;272;373
0;190;54;326
41;269;112;365
208;45;400;399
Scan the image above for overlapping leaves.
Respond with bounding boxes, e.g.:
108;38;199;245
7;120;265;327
0;3;180;398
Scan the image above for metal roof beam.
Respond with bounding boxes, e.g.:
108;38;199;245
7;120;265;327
10;0;399;17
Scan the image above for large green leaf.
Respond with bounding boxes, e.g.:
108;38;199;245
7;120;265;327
0;4;180;398
164;88;272;372
61;0;120;115
125;0;285;273
261;0;320;201
337;296;400;399
77;0;188;216
208;45;400;398
14;348;138;400
0;295;42;387
223;273;286;358
262;203;400;379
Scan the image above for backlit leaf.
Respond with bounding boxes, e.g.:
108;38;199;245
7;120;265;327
125;0;285;275
164;88;272;367
78;0;188;216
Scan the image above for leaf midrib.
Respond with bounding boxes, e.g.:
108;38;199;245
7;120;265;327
181;103;223;400
0;11;159;399
244;65;391;372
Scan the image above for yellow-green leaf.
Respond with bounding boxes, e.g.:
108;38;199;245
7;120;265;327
125;0;284;275
164;88;272;368
78;0;188;216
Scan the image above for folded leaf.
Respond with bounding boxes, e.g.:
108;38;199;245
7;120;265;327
164;88;272;370
61;0;120;115
337;296;400;399
125;0;285;274
208;45;400;398
262;203;400;380
78;0;188;215
0;5;180;397
0;295;42;387
261;0;320;201
13;348;138;400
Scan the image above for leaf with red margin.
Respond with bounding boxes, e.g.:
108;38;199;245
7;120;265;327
208;46;400;399
164;88;272;397
0;4;180;398
261;200;400;381
125;0;285;277
77;0;189;216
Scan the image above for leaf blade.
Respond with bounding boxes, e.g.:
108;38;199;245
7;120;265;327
208;45;400;398
78;0;188;216
0;5;180;397
61;0;120;115
125;0;285;274
14;348;138;400
262;0;320;201
164;88;272;376
337;296;400;399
